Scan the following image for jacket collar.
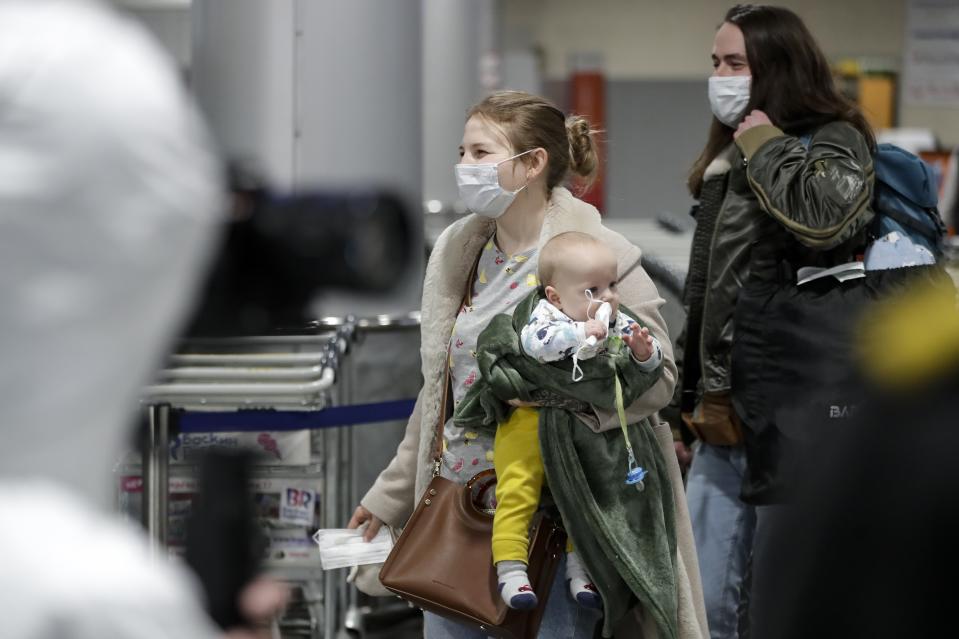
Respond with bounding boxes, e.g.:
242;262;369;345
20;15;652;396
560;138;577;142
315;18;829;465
422;187;603;368
703;143;739;180
437;187;602;299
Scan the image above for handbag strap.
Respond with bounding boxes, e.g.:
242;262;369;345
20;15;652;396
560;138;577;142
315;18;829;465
430;361;452;478
429;245;485;478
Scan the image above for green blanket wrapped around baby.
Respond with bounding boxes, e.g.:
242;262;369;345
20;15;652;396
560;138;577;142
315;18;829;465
454;288;679;639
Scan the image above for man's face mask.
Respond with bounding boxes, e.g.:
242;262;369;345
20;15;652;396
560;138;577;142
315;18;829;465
708;75;752;128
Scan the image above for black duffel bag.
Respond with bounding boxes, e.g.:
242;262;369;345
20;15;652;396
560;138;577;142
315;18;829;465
731;263;954;505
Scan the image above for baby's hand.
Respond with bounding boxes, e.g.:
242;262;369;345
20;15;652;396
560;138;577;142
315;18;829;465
624;324;654;361
585;319;606;340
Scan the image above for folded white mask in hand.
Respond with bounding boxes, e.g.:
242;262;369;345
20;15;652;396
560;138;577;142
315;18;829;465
313;527;393;570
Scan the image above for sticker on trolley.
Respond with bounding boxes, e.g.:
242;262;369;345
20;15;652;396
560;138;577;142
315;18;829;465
168;430;311;465
264;528;319;566
280;487;316;526
250;477;322;526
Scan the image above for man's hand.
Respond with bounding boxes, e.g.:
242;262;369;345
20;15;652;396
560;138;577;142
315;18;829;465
674;441;693;474
624;324;655;362
734;109;773;140
223;577;290;639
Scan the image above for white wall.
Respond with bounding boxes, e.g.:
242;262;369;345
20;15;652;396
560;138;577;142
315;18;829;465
502;0;959;145
903;105;959;147
502;0;903;79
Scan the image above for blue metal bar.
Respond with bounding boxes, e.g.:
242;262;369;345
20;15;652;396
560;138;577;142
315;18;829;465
176;399;416;433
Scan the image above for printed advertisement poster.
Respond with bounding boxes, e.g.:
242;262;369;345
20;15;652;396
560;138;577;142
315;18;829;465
904;0;959;107
168;430;312;466
118;475;322;565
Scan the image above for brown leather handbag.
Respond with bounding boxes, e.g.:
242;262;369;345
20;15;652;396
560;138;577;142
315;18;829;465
379;342;566;637
379;469;566;638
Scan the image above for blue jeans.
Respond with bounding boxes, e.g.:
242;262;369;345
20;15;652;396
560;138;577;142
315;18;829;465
423;554;601;639
686;443;756;639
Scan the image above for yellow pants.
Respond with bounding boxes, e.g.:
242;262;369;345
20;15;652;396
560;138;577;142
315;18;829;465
492;407;575;564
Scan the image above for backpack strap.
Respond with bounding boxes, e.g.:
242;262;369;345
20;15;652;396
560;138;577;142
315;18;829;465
874;195;946;242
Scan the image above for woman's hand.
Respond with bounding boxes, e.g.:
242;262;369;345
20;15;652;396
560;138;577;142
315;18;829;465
733;109;773;140
347;504;384;542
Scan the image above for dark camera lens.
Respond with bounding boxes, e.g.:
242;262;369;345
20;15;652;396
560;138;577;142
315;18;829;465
185;190;414;336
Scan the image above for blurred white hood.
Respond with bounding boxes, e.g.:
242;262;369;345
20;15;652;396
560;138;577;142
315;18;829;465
0;0;222;508
0;482;220;638
0;1;224;637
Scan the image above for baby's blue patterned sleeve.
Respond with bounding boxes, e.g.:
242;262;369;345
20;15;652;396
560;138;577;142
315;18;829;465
615;311;637;336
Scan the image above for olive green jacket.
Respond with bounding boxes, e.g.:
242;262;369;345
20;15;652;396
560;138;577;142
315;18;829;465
684;121;875;396
454;289;677;639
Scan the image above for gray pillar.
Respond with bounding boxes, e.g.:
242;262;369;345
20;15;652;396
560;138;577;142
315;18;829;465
192;0;423;315
294;0;423;316
422;0;479;209
191;0;296;190
421;0;496;210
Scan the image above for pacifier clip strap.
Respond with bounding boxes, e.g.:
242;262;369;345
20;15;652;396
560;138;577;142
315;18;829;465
615;374;647;491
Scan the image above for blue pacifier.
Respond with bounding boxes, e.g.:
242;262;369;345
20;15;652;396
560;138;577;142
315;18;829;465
625;455;647;492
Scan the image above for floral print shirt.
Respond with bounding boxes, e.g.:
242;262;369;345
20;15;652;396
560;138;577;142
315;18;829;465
441;235;540;484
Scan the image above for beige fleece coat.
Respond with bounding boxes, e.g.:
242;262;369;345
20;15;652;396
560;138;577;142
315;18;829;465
361;188;707;639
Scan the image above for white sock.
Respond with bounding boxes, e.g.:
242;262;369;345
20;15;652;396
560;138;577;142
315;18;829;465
496;560;538;610
566;551;602;609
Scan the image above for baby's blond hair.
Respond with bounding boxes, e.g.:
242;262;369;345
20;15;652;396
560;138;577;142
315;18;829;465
538;231;609;287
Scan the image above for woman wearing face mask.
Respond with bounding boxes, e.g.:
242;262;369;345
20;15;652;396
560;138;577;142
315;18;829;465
679;5;876;638
348;90;708;638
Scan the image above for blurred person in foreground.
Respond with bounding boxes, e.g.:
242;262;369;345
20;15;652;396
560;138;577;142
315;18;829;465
749;280;959;638
0;2;285;637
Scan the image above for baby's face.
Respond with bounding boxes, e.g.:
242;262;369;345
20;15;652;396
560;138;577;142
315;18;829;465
546;246;620;322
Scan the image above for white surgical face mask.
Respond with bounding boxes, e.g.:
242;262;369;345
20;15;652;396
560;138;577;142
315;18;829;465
454;149;533;219
571;289;612;383
708;75;752;128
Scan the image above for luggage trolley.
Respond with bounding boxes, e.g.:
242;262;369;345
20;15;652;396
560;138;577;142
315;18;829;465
137;321;356;638
133;313;422;639
322;314;424;639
